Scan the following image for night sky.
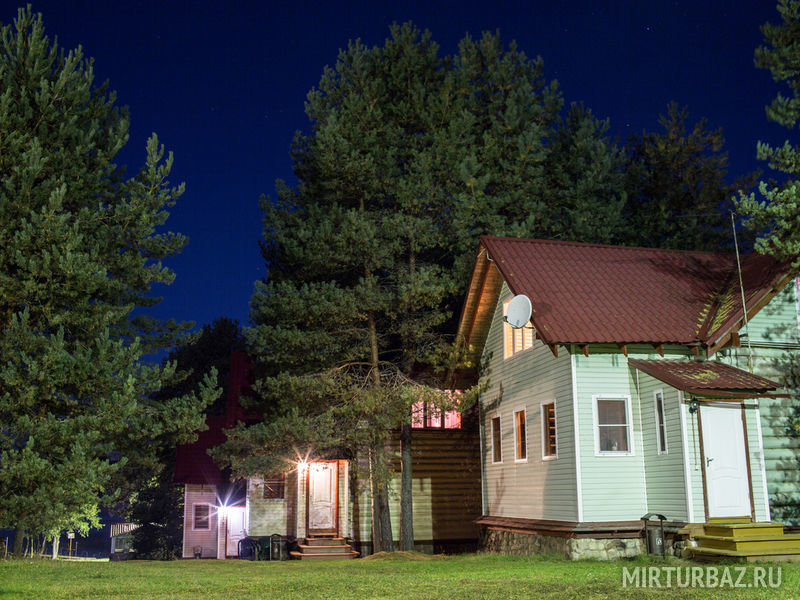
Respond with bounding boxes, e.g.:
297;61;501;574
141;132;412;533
3;1;789;337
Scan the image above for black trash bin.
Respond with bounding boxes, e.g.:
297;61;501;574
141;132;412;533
237;537;257;560
641;513;667;557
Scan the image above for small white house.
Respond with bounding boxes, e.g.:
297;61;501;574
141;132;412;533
174;353;482;559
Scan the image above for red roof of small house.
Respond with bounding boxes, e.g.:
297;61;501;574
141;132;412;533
627;359;784;399
455;237;795;367
173;352;257;486
173;415;228;485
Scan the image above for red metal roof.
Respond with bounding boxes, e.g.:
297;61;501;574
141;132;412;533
627;359;782;398
173;352;257;485
173;416;227;485
481;236;792;346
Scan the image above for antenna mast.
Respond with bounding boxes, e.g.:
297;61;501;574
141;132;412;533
731;211;754;372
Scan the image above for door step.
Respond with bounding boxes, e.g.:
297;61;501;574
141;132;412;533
689;521;800;562
290;536;359;561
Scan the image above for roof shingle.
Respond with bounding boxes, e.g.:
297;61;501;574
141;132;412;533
480;236;792;346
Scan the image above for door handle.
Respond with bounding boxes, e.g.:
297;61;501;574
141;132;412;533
706;456;714;467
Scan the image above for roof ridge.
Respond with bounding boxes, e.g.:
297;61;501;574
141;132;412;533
480;235;731;258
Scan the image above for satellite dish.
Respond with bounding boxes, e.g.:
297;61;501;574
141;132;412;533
505;294;532;329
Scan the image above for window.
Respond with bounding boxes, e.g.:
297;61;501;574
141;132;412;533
594;395;632;455
514;409;527;461
654;390;667;454
491;415;502;463
263;474;285;499
503;299;534;358
193;504;210;530
542;402;557;459
411;401;461;429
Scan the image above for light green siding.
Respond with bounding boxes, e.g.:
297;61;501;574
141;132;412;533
682;399;706;522
247;472;298;537
479;284;578;522
717;279;800;523
637;373;688;521
744;280;799;345
745;406;770;522
573;347;652;521
477;279;799;527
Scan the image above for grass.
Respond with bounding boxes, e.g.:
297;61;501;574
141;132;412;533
0;553;799;600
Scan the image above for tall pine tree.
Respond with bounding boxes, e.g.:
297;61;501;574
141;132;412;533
738;0;800;261
216;23;630;552
0;7;216;550
625;102;756;251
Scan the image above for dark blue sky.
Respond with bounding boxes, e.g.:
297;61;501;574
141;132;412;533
5;1;788;335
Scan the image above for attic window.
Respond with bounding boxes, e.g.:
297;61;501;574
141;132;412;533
503;299;534;359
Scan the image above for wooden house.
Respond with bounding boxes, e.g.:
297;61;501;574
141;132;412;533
456;236;800;560
174;353;481;559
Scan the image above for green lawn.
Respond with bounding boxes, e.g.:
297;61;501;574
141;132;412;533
1;553;798;600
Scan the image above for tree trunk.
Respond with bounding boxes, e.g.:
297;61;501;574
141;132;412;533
377;483;394;552
368;445;383;554
13;525;24;556
399;248;416;552
373;444;394;552
51;535;59;560
365;311;394;552
400;421;414;550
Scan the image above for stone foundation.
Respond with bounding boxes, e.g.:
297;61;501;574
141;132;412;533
481;528;647;560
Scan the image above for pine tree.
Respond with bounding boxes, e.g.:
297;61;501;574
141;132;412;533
216;23;631;553
737;0;800;260
0;7;215;548
624;102;756;251
124;318;242;559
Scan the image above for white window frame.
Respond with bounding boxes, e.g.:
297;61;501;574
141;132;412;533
513;407;528;463
541;400;558;460
654;389;668;455
490;413;503;464
192;502;212;531
502;298;534;359
592;394;634;456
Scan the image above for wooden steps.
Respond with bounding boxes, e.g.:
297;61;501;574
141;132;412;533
690;521;800;562
290;535;359;561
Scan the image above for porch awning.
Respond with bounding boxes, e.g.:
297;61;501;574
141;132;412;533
627;359;787;399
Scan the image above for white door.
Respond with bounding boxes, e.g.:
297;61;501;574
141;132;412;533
226;506;246;556
700;403;752;519
308;461;337;533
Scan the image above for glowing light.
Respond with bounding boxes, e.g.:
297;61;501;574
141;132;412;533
297;460;308;473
